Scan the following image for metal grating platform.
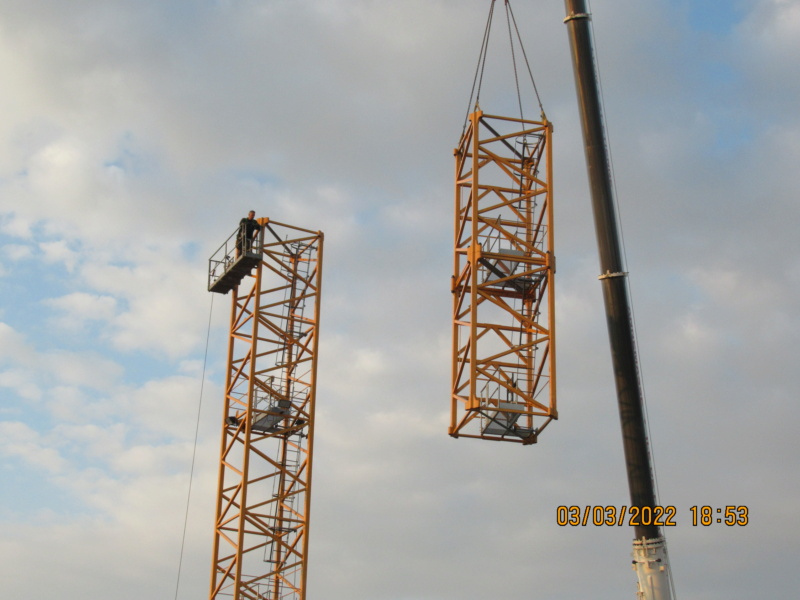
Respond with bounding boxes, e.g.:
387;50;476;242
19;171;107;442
208;223;265;294
208;251;261;294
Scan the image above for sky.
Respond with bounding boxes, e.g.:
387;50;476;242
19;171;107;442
0;0;798;599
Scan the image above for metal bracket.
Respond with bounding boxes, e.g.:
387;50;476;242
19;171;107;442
598;270;628;280
563;12;591;23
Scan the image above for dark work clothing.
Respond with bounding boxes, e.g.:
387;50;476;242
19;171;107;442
240;217;261;239
237;217;262;252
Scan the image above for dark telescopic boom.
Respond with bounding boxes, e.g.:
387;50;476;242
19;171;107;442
563;0;659;542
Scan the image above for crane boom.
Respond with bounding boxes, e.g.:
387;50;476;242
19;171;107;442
563;1;674;598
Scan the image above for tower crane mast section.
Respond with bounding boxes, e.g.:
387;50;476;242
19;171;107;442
208;219;324;600
450;110;557;444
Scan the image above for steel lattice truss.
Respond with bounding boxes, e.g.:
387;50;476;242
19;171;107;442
450;111;556;444
210;220;323;600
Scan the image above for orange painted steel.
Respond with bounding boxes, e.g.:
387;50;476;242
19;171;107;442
209;219;323;600
450;111;556;444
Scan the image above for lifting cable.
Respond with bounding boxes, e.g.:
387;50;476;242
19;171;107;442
461;0;496;137
173;292;215;600
461;0;546;140
506;1;545;120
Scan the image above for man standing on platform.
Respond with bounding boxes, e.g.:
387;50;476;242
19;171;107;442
238;210;262;254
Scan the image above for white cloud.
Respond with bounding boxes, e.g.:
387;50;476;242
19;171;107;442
0;321;122;393
0;421;67;472
126;374;207;439
43;350;123;391
39;240;80;272
43;291;117;331
61;252;210;358
742;0;800;59
0;367;43;401
43;385;91;422
1;243;33;261
0;213;33;238
662;311;721;360
177;359;203;375
0;322;34;362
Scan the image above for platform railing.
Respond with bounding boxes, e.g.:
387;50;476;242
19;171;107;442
208;223;264;292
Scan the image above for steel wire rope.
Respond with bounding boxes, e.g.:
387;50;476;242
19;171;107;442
462;1;547;139
585;2;677;595
506;0;545;119
174;292;215;600
505;0;525;122
461;0;497;140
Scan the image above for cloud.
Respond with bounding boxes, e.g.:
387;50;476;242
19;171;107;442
0;322;34;362
739;0;800;103
43;291;118;331
0;319;126;399
81;258;208;357
1;243;33;261
0;367;43;402
0;0;798;599
0;421;67;472
45;350;124;391
39;240;80;272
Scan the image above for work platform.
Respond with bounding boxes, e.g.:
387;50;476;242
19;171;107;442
208;225;263;294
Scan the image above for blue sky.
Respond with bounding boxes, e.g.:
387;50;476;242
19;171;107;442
1;1;799;599
680;0;747;33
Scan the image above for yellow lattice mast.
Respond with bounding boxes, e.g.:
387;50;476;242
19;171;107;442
450;1;555;445
450;111;555;444
207;218;324;599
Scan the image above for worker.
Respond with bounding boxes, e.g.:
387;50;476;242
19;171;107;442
237;210;262;254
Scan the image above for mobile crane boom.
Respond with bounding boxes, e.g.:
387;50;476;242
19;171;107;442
563;1;674;597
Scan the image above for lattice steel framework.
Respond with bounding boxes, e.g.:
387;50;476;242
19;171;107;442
450;110;556;444
209;219;323;600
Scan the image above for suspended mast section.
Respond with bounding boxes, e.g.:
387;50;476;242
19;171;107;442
450;111;556;444
207;219;324;600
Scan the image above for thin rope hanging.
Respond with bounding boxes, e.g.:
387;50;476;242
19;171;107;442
506;0;545;118
461;0;546;139
505;0;525;122
174;293;215;600
461;0;497;139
